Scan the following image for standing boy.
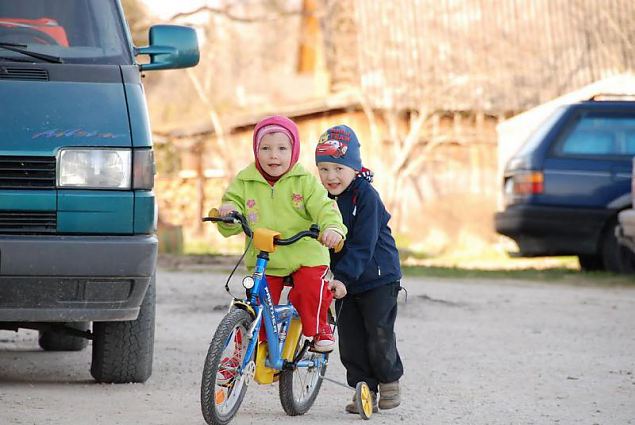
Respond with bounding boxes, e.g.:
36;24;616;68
315;125;404;413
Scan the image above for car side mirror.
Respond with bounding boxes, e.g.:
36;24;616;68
136;25;199;71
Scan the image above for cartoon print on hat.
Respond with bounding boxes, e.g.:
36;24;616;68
316;132;348;158
315;125;362;171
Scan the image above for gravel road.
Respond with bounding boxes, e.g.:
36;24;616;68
1;267;634;425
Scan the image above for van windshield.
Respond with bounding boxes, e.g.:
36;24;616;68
0;0;132;65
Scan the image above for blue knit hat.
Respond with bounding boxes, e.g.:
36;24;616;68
314;125;362;170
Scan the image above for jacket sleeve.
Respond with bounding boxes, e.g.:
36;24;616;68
303;175;347;238
332;189;380;285
217;177;246;237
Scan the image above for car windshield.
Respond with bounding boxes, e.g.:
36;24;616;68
0;0;132;65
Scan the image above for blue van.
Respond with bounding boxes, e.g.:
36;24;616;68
495;98;635;273
0;1;199;382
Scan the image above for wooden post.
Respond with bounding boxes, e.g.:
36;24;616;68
297;0;320;74
195;138;206;236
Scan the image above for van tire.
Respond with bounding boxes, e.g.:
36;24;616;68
90;274;155;383
38;322;89;351
601;220;635;274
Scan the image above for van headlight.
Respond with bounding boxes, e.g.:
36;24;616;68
57;148;131;189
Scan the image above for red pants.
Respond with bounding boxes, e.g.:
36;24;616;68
263;265;332;338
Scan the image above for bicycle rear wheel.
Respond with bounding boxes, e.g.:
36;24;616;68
201;309;254;425
279;335;327;415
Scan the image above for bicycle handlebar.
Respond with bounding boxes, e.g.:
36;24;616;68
202;210;322;247
203;210;252;237
275;225;320;245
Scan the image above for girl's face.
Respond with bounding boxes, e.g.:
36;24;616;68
317;162;357;195
257;132;293;177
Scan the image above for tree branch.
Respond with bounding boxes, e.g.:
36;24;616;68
169;5;304;23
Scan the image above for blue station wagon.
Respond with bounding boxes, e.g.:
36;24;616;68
495;98;635;273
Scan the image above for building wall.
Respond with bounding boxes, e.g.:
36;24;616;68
155;109;499;255
354;0;635;112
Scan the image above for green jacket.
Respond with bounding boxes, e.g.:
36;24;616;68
218;163;346;276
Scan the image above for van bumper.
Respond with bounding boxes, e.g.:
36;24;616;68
0;235;157;322
495;205;611;256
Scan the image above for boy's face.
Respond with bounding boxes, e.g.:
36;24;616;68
257;132;292;177
317;162;357;195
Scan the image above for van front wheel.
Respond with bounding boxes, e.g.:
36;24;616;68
90;274;156;383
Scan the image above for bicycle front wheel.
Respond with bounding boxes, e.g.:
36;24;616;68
201;308;254;425
279;335;327;416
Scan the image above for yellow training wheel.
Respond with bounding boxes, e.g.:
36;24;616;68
355;381;373;420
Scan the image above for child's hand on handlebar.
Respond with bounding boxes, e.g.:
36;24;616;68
328;279;347;299
320;228;343;249
218;203;237;217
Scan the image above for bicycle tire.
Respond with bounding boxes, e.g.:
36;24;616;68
278;336;327;416
201;308;254;425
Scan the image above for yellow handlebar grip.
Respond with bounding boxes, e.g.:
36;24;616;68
334;239;344;253
207;208;220;218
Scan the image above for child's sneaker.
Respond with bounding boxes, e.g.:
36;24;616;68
378;380;401;409
216;357;239;387
311;325;335;353
216;356;239;387
217;330;243;386
345;390;378;414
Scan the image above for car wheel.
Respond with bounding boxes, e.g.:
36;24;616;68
615;244;635;273
578;255;604;272
601;220;635;274
90;274;155;383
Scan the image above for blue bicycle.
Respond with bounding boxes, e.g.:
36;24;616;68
200;209;347;425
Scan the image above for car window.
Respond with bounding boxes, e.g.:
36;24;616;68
553;113;635;158
624;132;635;155
561;129;615;155
516;106;567;157
0;0;132;65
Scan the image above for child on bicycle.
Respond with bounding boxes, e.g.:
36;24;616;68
216;115;347;353
315;125;404;412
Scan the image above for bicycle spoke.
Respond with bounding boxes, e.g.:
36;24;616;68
201;309;254;424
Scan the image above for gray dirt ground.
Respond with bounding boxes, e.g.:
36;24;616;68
1;267;634;425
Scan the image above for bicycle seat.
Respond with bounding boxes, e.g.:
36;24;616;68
282;276;294;287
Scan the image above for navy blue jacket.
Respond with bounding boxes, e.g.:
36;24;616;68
330;177;401;294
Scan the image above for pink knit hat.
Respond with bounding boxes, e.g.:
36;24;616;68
255;124;292;150
252;116;300;180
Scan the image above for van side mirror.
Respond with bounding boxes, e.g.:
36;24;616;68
136;25;199;71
